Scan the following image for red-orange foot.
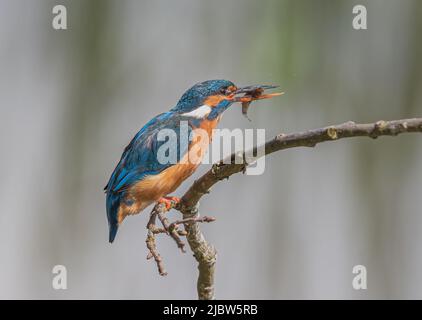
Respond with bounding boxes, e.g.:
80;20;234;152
158;196;180;210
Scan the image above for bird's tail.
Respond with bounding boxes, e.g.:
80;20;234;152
106;192;121;243
108;223;119;243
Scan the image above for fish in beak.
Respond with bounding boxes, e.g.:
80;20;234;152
233;85;283;120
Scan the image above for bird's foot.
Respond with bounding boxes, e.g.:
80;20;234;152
158;196;180;210
163;196;180;204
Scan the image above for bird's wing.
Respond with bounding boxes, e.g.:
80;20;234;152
105;112;193;194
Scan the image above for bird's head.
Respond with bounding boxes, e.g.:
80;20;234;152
172;79;281;120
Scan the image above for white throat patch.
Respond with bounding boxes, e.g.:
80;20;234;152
181;105;212;119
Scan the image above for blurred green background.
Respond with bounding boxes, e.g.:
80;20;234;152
0;0;421;299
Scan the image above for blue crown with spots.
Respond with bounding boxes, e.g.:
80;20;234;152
172;79;235;113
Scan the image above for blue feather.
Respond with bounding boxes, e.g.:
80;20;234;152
208;100;233;120
106;192;120;243
105;112;194;242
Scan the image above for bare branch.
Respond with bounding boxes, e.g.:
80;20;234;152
145;201;184;276
145;201;215;280
145;230;167;276
156;204;187;253
175;117;422;299
177;204;217;300
180;118;422;209
169;216;216;230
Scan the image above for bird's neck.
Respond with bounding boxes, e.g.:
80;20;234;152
207;100;232;120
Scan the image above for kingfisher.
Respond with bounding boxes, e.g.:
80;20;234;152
105;80;281;243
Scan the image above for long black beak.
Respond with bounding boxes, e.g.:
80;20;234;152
232;84;283;103
234;84;279;95
232;84;283;121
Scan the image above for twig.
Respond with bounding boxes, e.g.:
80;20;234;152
145;230;167;276
145;202;182;276
151;227;187;236
169;215;216;231
156;204;187;252
146;197;217;277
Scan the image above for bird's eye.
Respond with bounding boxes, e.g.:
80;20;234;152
220;87;229;95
